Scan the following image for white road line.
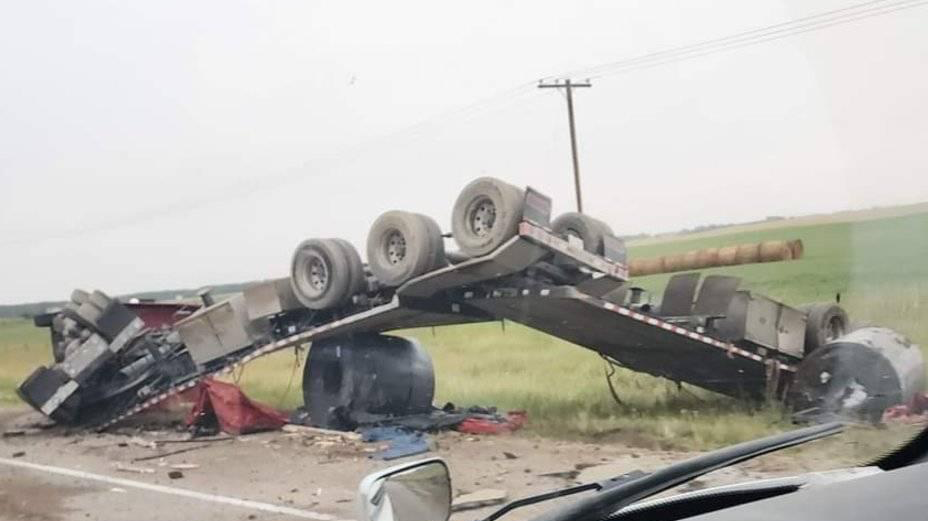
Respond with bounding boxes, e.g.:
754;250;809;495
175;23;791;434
0;457;336;520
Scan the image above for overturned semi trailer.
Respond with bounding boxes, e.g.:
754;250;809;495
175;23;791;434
17;177;925;429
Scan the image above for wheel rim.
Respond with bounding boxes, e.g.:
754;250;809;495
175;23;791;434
383;229;407;265
298;253;329;298
467;197;497;237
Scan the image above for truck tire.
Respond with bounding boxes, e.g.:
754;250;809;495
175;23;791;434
88;290;112;310
331;238;366;297
70;289;90;305
303;334;435;429
451;177;524;257
801;302;850;355
75;302;103;326
367;211;445;287
551;212;613;255
290;238;353;310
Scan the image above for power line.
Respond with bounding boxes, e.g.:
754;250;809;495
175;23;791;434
546;0;918;81
6;0;926;247
583;0;928;79
532;0;926;217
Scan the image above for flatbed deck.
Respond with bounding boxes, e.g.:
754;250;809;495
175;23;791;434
100;219;794;429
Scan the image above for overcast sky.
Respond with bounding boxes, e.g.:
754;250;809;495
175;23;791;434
1;1;926;304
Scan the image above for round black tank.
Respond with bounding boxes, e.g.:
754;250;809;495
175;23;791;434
302;333;435;429
789;327;925;423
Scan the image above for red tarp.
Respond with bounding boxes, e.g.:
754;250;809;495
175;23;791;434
184;379;288;435
883;392;928;424
456;411;527;434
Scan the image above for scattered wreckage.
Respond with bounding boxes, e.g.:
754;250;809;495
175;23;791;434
16;176;925;430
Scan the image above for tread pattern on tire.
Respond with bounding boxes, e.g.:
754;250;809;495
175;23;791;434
70;289;90;305
551;212;613;255
290;238;353;310
451;177;525;257
367;210;445;287
802;302;850;354
331;238;366;297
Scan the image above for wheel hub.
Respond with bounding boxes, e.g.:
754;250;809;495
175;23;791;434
468;197;497;237
384;230;407;265
308;256;328;292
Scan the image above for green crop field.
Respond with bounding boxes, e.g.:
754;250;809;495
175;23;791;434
2;209;927;450
0;319;52;405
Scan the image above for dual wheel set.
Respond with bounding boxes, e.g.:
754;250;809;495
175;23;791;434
289;176;618;310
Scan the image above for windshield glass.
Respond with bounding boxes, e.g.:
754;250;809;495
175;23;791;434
1;2;926;521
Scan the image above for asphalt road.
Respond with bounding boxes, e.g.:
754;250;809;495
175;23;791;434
0;407;798;521
1;463;323;521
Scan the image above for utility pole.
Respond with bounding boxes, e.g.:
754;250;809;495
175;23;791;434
538;79;592;213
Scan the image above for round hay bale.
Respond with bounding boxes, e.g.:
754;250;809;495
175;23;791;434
717;245;739;265
734;243;761;264
630;257;664;276
694;247;719;268
663;253;686;272
789;239;804;259
681;250;701;270
759;240;793;262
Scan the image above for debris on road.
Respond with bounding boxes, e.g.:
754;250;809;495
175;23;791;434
115;463;155;474
451;488;508;511
537;469;580;481
457;411;527;435
359;426;430;461
131;444;215;462
281;424;362;442
185;379;288;436
167;470;184;479
159;436;233;445
576;462;646;484
128;436;157;449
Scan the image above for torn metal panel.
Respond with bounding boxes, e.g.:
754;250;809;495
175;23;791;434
175;294;270;369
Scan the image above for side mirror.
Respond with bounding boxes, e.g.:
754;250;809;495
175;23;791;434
357;458;452;521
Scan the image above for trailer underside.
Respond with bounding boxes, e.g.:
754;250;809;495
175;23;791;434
18;180;921;430
87;219;800;429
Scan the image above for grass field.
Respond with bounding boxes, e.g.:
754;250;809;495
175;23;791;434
2;210;927;451
0;319;52;404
